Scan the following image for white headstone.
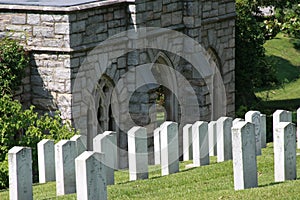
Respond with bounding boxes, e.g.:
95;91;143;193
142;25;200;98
208;121;217;156
154;127;161;165
75;151;107;200
70;135;87;156
55;140;77;195
160;121;179;176
233;118;244;125
232;122;258;190
128;126;148;181
245;111;262;155
297;108;300;149
273;110;292;135
274;122;296;182
38;139;55;183
8;146;33;200
103;131;118;169
217;117;233;162
192;121;209;166
183;124;193;161
260;114;267;148
93;131;117;185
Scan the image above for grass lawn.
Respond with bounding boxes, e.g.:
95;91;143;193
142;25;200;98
255;33;300;102
1;144;300;199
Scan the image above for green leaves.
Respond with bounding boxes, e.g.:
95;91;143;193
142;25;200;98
0;37;29;96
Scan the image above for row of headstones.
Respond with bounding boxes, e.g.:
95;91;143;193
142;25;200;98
180;111;266;166
233;109;299;190
8;108;300;199
8;133;114;200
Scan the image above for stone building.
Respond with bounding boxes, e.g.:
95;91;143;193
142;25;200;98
0;0;235;168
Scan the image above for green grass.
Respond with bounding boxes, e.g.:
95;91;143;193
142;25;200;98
2;144;300;199
255;33;300;101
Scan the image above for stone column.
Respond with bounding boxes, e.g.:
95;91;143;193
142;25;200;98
297;108;300;149
8;146;33;200
154;127;161;165
245;111;262;155
55;140;77;196
75;151;107;200
183;124;193;161
70;135;87;156
217;117;233;162
93;131;117;185
38;139;55;183
128;126;148;181
208;121;217;156
160;121;179;176
260;114;267;148
232;122;258;190
274;122;296;182
192;121;209;166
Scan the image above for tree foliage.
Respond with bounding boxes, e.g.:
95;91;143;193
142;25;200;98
235;0;278;112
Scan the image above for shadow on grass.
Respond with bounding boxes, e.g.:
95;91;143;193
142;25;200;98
258;181;282;188
257;98;300;111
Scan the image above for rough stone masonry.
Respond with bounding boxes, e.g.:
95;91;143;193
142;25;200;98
0;0;235;168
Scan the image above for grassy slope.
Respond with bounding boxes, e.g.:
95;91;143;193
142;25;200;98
255;33;300;101
1;144;300;199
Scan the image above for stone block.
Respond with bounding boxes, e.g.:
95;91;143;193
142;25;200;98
27;14;40;25
55;23;70;35
232;122;258;190
128;127;148;181
160;121;179;176
75;151;107;200
8;146;33;200
55;140;77;196
245;111;262;155
38;139;55;183
12;14;26;25
274;122;296;182
93;131;117;185
217;117;233;162
183;124;193;161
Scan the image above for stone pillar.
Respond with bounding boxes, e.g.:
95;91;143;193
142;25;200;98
192;121;209;166
297;108;300;149
93;131;117;185
183;124;193;161
75;151;107;200
70;135;87;156
8;146;33;200
160;121;179;176
245;111;262;155
128;126;148;181
55;140;77;196
217;117;233;162
232;122;258;190
260;114;267;148
38;139;55;183
154;127;161;165
208;121;217;156
274;122;296;182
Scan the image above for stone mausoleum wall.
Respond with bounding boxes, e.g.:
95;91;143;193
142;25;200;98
0;0;235;168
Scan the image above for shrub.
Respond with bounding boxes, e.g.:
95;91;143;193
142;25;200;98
0;95;77;189
0;37;29;95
